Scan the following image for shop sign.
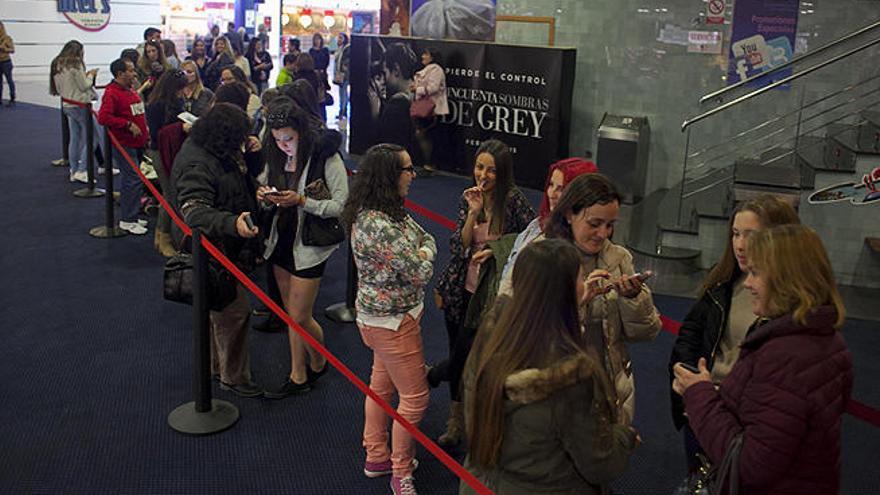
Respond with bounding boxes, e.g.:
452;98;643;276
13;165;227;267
57;0;112;32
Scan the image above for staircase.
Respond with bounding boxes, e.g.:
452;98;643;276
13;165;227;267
628;19;880;290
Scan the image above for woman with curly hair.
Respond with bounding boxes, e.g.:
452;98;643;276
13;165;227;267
341;143;435;495
171;102;265;398
258;97;347;399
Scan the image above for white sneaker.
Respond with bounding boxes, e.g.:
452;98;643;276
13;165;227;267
72;170;89;183
137;219;148;227
98;167;120;175
119;221;148;235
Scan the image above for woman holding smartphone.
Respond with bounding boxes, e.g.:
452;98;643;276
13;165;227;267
673;224;852;494
258;97;348;398
544;173;662;425
668;195;799;482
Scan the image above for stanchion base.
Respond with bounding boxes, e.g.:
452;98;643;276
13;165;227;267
73;187;106;198
89;225;127;238
167;399;240;436
324;302;356;323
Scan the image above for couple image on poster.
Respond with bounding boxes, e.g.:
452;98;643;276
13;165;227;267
367;40;450;171
382;0;496;41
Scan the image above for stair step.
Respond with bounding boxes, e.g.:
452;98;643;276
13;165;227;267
732;183;801;208
857;111;880;153
735;159;801;189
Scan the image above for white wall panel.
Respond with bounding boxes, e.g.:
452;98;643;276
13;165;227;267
3;0;161;77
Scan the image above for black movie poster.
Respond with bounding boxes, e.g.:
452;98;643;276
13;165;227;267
349;34;576;189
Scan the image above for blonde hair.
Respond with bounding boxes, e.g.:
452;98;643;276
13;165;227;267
180;59;205;98
747;224;845;329
213;35;234;60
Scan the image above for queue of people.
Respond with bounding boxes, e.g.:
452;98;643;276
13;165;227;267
43;28;855;495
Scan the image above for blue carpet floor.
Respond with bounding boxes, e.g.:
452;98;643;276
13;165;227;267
0;102;877;494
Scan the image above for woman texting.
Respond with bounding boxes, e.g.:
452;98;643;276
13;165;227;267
258;98;348;398
410;48;448;171
433;139;535;446
462;239;637;495
668;195;799;476
673;224;853;494
52;41;99;184
544;173;662;425
342;144;435;495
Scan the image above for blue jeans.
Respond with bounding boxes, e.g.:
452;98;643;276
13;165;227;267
339;79;349;118
113;145;143;222
63;106;90;173
0;59;14;101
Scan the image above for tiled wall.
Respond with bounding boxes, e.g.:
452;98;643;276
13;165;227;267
495;0;880;192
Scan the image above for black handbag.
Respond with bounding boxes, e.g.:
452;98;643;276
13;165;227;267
299;161;345;247
163;252;238;311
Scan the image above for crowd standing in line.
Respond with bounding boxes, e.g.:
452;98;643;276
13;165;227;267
41;25;855;495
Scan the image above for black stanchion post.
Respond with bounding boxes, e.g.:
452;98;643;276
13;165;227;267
324;243;357;323
168;229;240;435
51;100;70;167
73;103;105;199
89;131;126;238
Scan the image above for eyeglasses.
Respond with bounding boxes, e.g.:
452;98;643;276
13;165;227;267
401;166;416;175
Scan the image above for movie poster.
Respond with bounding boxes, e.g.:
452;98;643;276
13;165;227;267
410;0;497;41
349;35;576;189
727;0;800;86
379;0;410;36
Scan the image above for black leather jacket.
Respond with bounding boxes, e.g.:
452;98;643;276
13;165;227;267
668;280;734;430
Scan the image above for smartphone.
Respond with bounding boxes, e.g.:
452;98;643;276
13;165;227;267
244;214;256;231
264;188;285;197
678;362;700;374
633;270;655;282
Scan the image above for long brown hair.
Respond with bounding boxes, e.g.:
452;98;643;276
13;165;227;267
49;40;84;95
474;139;515;235
466;239;592;469
747;224;845;328
544;173;621;241
700;194;800;296
138;39;170;75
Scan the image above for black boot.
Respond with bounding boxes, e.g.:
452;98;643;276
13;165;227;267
252;314;287;333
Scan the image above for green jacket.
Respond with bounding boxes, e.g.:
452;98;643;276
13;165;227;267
460;352;637;495
462;233;517;330
275;68;294;87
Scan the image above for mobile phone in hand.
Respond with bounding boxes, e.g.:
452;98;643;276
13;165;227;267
678;362;701;374
265;188;285;197
244;214;256;231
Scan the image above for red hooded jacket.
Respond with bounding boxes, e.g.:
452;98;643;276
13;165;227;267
97;80;148;149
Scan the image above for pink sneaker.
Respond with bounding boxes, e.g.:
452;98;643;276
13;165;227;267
363;458;419;478
390;476;417;495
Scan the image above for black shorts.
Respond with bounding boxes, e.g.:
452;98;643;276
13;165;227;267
268;209;327;279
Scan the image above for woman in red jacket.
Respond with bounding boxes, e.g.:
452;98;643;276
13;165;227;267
673;224;853;495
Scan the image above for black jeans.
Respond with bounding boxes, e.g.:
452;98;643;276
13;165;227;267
435;292;473;401
0;60;14;101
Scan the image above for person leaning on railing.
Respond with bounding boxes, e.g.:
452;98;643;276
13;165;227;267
171;102;264;398
673;224;853;494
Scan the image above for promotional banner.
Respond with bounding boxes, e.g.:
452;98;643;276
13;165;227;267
349;35;576;189
727;0;799;86
380;0;410;35
410;0;497;41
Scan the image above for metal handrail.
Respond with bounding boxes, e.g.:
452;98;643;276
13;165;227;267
699;18;880;105
684;94;880;181
682;36;880;131
686;72;880;161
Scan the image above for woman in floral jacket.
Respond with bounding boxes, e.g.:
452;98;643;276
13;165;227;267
342;143;436;495
432;139;535;446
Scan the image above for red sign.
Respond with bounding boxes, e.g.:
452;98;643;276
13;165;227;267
707;0;726;24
